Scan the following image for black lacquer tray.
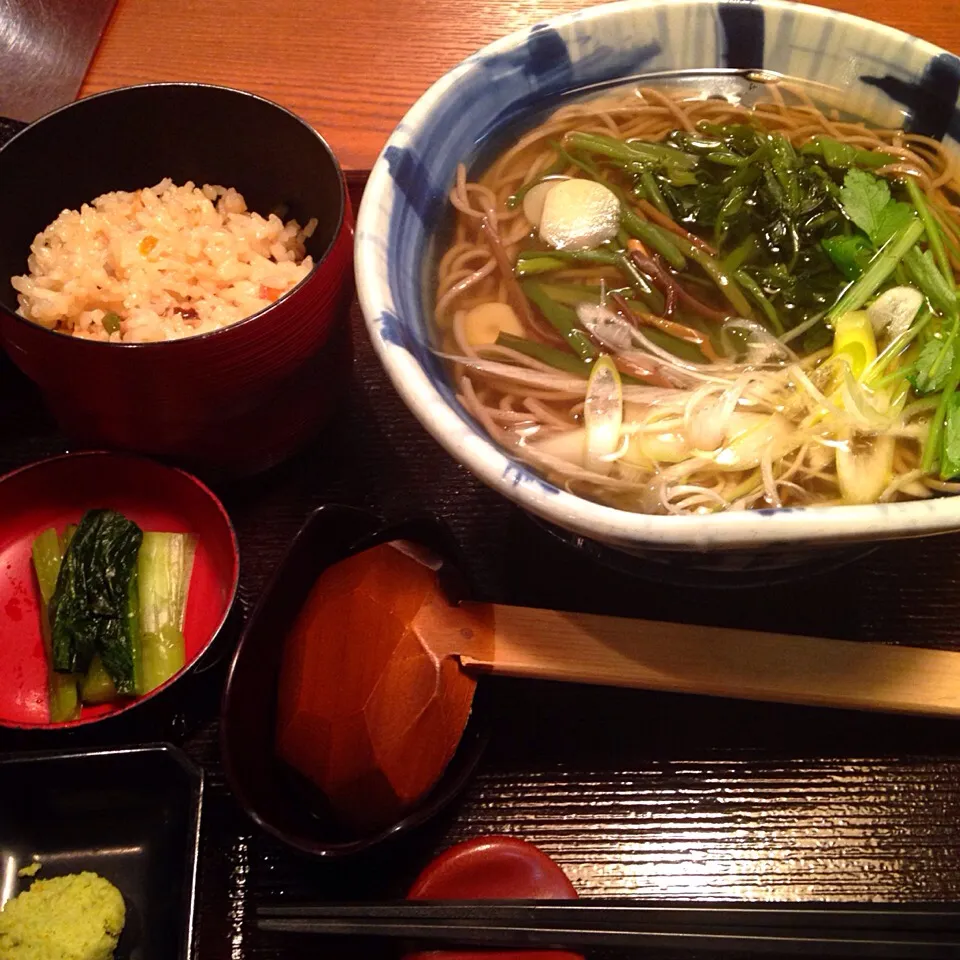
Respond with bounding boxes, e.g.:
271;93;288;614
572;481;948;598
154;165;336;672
3;119;960;959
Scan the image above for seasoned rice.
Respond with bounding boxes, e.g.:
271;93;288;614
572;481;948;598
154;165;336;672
11;179;318;342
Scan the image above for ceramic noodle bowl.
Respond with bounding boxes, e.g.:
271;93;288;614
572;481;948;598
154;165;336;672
356;0;960;570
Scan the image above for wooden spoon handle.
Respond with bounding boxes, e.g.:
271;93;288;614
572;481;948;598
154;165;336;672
458;604;960;717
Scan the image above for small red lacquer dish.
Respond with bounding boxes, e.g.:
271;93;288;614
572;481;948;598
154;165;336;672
0;451;239;730
405;836;584;960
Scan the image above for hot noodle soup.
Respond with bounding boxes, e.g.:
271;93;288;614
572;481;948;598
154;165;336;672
434;79;960;514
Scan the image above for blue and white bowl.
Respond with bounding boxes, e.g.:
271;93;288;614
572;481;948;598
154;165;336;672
356;0;960;553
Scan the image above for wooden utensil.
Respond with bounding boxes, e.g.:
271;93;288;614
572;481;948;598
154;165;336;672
275;542;960;832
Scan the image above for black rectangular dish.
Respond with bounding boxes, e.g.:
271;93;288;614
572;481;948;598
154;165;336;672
0;743;202;960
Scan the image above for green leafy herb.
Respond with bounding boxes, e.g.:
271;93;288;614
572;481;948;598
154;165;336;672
516;248;621;268
516;126;928;338
821;234;874;281
639;169;670;216
874;202;917;247
924;360;960;474
521;280;598;360
905;247;958;319
722;234;758;273
905;177;954;287
714;185;749;248
620;210;687;268
801;136;898;170
941;391;960;479
910;339;956;394
496;332;590;376
816;137;859;168
565;130;698;171
735;269;784;334
803;323;834;354
838;168;915;248
825;218;925;321
533;283;631;305
768;133;801;213
514;256;571;277
839;168;889;239
641;123;857;330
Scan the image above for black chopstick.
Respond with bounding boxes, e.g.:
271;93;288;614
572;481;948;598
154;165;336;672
260;900;960;931
256;900;960;957
257;919;956;957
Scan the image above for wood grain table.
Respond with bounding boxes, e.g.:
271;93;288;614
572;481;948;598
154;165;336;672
80;0;960;174
0;2;957;959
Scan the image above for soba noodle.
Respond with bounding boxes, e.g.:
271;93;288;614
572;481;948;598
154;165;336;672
433;79;960;515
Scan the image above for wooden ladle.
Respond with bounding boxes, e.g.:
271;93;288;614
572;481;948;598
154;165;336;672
276;539;960;833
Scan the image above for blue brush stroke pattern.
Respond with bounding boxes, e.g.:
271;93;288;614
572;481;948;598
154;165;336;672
862;52;960;140
383;24;663;225
382;147;446;229
502;463;561;495
717;0;765;69
381;21;664;457
379;309;460;414
378;310;411;352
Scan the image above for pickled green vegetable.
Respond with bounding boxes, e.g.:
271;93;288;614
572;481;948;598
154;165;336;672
31;528;79;723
